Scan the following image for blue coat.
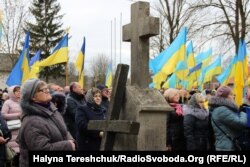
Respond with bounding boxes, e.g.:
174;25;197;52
209;96;247;151
75;102;106;151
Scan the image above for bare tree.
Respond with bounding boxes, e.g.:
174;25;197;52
0;0;29;66
90;53;110;87
189;0;250;54
151;0;201;56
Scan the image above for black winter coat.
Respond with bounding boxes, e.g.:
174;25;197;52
75;102;105;151
64;92;86;139
183;105;210;151
166;110;186;151
0;113;12;166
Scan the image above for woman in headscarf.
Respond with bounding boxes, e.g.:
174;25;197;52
183;93;210;150
209;86;248;151
75;87;106;151
17;79;76;167
164;88;186;151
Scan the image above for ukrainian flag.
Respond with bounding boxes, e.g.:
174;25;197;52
28;50;41;79
175;61;188;80
75;37;85;88
186;41;195;69
105;63;112;88
195;48;212;67
150;27;187;85
234;40;245;106
162;73;177;89
186;62;202;88
6;32;30;86
38;34;68;67
199;56;222;84
216;56;237;85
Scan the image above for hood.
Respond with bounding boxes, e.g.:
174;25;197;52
208;96;238;112
8;85;20;102
183;105;209;120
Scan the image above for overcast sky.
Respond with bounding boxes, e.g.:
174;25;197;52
58;0;153;74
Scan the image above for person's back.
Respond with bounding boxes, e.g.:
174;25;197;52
209;86;248;151
183;93;210;151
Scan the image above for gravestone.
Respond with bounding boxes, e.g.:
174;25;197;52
123;1;159;88
88;1;173;151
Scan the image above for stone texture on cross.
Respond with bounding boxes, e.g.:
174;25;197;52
123;1;159;88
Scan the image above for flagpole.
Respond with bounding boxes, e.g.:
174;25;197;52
111;20;113;73
114;17;116;71
120;12;122;64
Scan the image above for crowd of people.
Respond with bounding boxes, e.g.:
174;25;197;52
0;79;250;166
163;86;250;151
0;79;111;166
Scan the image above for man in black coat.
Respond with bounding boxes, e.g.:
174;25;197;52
64;82;86;139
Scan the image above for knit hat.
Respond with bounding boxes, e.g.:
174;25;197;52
21;78;40;102
97;84;107;91
163;88;179;102
216;86;232;98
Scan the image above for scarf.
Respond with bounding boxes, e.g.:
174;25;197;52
169;102;183;116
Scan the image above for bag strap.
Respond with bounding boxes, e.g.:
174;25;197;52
211;116;234;141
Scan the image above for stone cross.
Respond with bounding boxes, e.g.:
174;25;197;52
88;64;140;150
123;1;159;88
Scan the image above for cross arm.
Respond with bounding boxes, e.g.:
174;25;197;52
88;120;140;135
139;17;159;38
122;23;131;42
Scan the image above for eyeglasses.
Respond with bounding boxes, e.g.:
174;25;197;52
38;88;50;93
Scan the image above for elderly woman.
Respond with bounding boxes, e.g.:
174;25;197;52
164;88;186;151
17;79;76;167
75;87;106;151
209;86;248;151
183;93;210;151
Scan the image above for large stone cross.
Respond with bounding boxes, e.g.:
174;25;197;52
123;1;159;88
88;64;140;150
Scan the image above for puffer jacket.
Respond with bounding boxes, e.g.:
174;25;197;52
1;86;21;153
209;96;247;151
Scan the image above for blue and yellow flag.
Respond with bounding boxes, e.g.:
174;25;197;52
29;50;41;79
38;34;68;67
234;40;245;106
6;32;30;86
195;48;212;67
162;73;177;89
150;27;187;85
198;56;222;85
75;37;85;88
186;41;195;69
175;61;188;80
186;62;202;88
105;62;112;88
216;56;237;85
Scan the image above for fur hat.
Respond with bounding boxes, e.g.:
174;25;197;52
216;86;232;98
